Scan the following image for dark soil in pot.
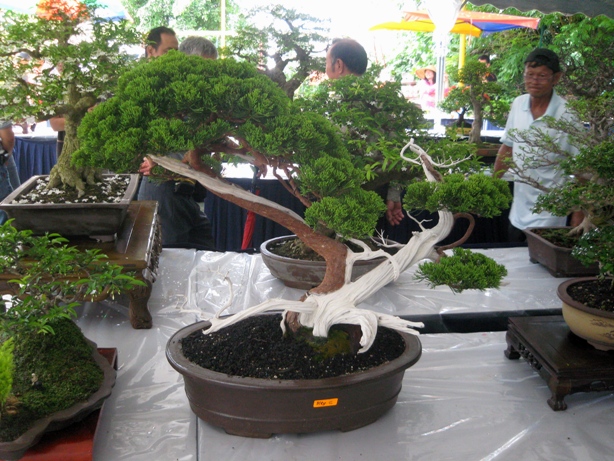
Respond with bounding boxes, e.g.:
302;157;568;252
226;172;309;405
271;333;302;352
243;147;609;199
180;314;406;379
567;278;614;312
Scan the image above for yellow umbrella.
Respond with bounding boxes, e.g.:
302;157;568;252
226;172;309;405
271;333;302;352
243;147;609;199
371;10;540;38
371;19;481;37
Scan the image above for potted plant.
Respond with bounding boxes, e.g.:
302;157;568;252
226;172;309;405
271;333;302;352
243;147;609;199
74;52;511;436
0;220;145;458
497;16;614;348
531;112;614;348
0;0;141;234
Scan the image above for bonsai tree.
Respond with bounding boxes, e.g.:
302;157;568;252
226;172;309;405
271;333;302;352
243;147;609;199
296;66;437;192
74;52;511;351
221;4;329;98
439;59;509;144
0;0;141;196
0;220;144;442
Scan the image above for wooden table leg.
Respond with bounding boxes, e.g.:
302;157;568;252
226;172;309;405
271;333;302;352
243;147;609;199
127;279;153;329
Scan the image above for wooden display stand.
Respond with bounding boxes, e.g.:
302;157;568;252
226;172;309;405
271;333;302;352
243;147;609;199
19;348;118;461
0;201;161;329
505;315;614;411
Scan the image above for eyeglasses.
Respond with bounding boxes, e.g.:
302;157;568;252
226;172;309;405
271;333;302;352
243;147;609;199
523;72;554;82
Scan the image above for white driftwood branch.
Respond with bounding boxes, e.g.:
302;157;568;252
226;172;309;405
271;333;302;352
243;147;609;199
153;141;453;353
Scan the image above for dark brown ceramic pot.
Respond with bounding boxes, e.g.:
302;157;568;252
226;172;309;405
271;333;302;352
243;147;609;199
524;227;599;277
166;319;422;438
260;235;393;290
0;173;139;237
558;277;614;351
0;341;116;461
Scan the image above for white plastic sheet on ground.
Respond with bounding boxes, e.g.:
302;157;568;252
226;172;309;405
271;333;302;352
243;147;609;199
73;248;614;461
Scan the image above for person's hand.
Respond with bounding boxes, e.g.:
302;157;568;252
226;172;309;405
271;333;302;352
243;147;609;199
385;200;404;226
139;157;155;176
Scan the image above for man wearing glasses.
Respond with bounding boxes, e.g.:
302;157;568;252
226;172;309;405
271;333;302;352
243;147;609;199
494;48;583;242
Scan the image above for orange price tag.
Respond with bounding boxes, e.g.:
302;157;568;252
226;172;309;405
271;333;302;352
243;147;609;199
313;398;338;408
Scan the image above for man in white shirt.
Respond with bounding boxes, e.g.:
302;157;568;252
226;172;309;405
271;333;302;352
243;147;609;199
494;48;583;242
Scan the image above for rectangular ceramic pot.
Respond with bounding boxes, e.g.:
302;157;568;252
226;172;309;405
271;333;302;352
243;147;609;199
524;227;599;277
0;174;139;236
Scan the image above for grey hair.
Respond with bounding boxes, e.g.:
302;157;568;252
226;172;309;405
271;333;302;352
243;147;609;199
179;36;218;59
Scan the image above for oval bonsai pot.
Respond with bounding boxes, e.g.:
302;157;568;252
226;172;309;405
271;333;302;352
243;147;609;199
558;277;614;351
524;227;599;278
0;173;139;237
260;235;392;290
166;319;422;438
0;341;116;461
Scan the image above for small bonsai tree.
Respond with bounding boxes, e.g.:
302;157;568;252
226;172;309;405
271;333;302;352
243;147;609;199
0;220;145;440
0;0;141;196
222;4;329;99
74;52;511;351
439;60;509;144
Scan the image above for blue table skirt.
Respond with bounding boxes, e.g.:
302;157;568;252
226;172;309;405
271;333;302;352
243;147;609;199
9;139;511;252
204;178;307;253
13;136;58;184
204;179;512;253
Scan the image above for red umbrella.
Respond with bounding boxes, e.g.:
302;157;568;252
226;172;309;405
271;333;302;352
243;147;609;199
241;168;260;251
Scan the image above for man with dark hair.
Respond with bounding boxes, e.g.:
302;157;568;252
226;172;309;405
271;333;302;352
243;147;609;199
478;54;497;82
145;26;178;58
494;48;583;242
325;38;368;79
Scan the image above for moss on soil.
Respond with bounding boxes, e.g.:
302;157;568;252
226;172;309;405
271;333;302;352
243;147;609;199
0;319;103;442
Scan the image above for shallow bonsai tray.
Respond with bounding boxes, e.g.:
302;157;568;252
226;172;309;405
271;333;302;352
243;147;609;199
19;348;117;461
0;174;139;236
505;316;614;411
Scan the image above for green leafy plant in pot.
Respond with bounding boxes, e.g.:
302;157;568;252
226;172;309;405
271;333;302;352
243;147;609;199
502;16;614;348
73;52;512;435
0;220;145;458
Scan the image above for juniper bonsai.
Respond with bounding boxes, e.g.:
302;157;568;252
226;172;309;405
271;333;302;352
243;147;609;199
0;0;141;196
74;52;511;351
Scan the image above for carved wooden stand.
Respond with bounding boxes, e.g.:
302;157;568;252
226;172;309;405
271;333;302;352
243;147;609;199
0;201;161;329
505;315;614;411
